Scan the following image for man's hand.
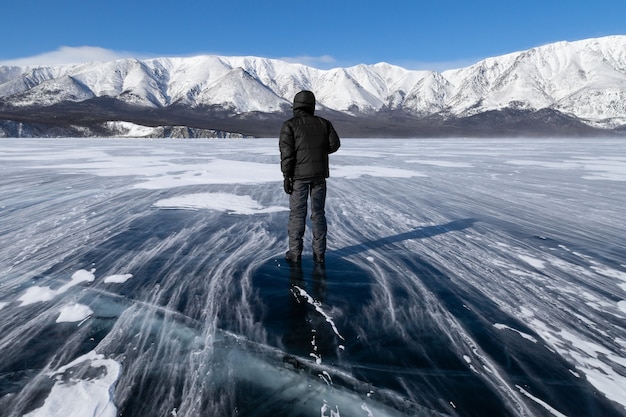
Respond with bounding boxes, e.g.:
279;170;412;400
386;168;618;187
283;177;293;194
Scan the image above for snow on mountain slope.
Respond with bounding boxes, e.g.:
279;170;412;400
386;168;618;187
0;66;71;100
402;71;451;114
442;36;626;124
159;56;233;105
199;67;286;112
19;75;96;106
70;61;127;98
313;67;383;113
1;36;625;128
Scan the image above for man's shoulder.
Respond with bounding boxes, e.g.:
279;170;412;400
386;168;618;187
315;115;332;125
289;114;333;125
282;115;305;125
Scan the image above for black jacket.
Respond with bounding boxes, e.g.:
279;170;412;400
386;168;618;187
279;92;340;180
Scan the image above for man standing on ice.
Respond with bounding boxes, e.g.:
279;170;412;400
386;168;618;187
279;90;341;265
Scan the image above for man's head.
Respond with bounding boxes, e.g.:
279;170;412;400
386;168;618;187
292;90;316;115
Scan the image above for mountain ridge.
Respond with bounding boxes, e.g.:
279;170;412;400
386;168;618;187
1;35;625;138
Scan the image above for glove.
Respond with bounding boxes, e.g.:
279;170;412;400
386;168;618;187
283;177;293;194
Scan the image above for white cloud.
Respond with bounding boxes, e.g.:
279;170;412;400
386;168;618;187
278;54;339;69
0;46;478;72
0;47;343;70
277;55;481;72
0;46;140;67
391;58;483;72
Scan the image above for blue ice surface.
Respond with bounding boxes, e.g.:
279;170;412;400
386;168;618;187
0;138;625;417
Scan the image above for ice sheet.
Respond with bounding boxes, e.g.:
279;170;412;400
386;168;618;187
1;138;624;417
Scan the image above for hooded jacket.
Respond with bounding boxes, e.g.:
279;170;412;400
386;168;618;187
279;91;341;180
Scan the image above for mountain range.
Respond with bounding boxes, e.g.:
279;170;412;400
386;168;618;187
1;35;625;138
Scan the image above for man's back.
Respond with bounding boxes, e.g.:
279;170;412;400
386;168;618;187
279;90;340;264
280;112;340;180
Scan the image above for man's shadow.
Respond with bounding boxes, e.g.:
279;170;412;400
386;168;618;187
245;217;623;417
250;218;478;358
331;218;477;258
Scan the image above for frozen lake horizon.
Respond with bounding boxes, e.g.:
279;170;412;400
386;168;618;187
0;137;625;417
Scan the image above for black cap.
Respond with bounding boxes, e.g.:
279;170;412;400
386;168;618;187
292;90;315;114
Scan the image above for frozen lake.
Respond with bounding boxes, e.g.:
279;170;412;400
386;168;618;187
0;137;625;417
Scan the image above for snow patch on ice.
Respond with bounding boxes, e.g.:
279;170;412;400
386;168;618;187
18;269;95;306
577;157;626;182
406;159;473;168
135;159;281;189
591;265;626;282
24;350;120;417
320;402;340;417
516;385;568;417
333;165;425;179
591;264;626;293
507;157;626;182
56;303;93;323
103;273;134;284
25;153;282;189
12;144;428;188
154;192;288;215
517;254;546;269
518;306;535;319
292;285;344;341
494;324;538;343
463;355;480;373
0;302;8;310
337;150;389;158
532;320;626;409
507;160;577;169
618;301;626;314
18;286;58;304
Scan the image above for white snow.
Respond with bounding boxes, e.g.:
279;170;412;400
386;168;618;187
16;148;426;191
24;351;120;417
508;157;626;182
515;385;568;417
292;285;345;341
333;165;424;179
155;192;288;215
577;157;626;182
591;265;626;282
103;273;134;284
517;255;546;270
18;269;95;306
18;286;58;304
462;355;480;374
56;303;93;323
531;320;626;409
494;323;538;343
406;159;473;168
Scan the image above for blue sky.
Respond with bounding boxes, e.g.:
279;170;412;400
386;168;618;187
1;0;625;70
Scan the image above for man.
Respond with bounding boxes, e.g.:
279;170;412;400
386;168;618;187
279;90;341;265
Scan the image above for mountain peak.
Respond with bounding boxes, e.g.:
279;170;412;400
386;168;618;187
1;36;625;137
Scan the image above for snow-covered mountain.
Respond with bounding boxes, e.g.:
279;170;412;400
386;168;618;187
1;36;625;137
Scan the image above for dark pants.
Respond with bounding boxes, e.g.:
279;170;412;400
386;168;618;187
288;179;327;258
